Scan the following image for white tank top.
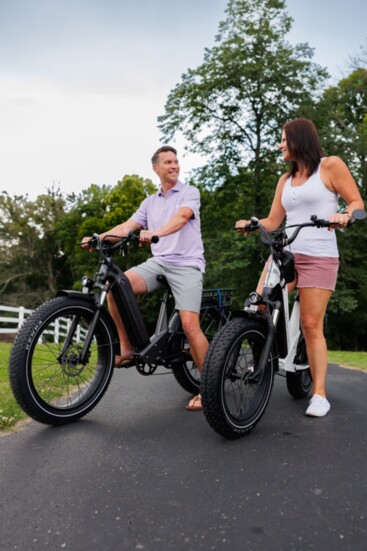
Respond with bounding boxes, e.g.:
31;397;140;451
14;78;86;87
281;160;339;257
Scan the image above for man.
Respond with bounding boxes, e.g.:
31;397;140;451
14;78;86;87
83;146;207;411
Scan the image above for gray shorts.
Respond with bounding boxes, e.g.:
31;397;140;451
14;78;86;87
131;258;203;313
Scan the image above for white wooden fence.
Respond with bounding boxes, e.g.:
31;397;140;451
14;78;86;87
0;305;86;343
0;305;33;335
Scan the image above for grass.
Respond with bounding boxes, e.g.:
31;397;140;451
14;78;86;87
0;343;28;431
0;342;366;433
328;350;367;371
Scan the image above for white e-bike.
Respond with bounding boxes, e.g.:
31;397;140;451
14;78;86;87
201;210;366;439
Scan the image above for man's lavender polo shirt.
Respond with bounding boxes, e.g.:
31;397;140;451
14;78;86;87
131;181;205;272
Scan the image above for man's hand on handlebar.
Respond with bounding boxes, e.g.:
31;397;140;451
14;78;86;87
139;230;159;246
139;230;154;246
80;230;159;252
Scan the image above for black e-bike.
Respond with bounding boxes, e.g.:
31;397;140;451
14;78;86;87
9;233;233;426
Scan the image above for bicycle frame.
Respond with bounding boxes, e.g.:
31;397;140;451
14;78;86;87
74;239;233;373
260;256;308;374
79;255;183;367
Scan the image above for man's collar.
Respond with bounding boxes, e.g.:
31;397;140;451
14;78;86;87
158;180;183;195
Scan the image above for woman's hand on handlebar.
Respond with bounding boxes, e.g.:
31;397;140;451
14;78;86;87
235;219;252;234
327;212;351;231
81;235;97;250
235;218;259;234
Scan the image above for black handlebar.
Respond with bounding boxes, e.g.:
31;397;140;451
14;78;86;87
237;209;366;251
83;231;159;254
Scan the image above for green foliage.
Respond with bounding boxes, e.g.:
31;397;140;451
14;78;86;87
316;69;367;190
0;344;28;431
0;187;73;307
159;0;328;215
311;69;367;349
199;179;267;307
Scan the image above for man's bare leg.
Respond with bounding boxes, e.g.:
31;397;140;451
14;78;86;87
180;310;209;410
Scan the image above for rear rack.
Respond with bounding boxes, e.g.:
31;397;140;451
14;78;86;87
201;288;234;309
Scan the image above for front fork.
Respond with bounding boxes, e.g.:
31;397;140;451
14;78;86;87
58;287;109;366
249;300;282;383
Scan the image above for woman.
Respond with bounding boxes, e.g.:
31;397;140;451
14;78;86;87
235;118;364;417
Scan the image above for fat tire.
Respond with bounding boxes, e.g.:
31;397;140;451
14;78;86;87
9;296;116;426
286;332;312;399
201;317;275;439
286;370;312;398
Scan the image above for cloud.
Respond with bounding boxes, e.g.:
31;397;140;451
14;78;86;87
0;77;165;196
0;76;202;198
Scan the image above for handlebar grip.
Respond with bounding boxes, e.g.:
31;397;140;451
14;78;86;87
89;234;99;248
235;217;259;232
151;235;159;244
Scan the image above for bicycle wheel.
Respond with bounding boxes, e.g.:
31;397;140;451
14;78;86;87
171;306;230;395
201;317;276;439
286;370;312;398
9;296;116;426
286;332;312;398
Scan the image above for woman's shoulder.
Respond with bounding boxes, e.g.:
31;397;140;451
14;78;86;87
278;172;290;188
321;155;346;171
273;172;290;199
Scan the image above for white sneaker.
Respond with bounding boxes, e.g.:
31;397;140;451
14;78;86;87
305;394;330;417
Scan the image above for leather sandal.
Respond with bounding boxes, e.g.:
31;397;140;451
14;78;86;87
185;395;202;411
114;355;135;368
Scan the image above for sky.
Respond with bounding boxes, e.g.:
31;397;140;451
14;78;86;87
0;0;366;199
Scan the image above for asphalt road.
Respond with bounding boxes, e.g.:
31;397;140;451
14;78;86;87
0;363;366;551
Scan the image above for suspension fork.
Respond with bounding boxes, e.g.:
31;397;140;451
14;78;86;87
57;314;82;362
57;288;109;365
249;300;282;383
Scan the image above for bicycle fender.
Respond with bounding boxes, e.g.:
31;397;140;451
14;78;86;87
56;290;120;355
57;289;95;301
230;309;266;324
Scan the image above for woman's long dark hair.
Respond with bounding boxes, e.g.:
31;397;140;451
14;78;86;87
284;118;323;177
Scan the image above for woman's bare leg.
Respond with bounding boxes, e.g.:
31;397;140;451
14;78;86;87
298;287;333;397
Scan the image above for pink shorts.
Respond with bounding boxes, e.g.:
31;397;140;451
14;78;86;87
294;254;339;291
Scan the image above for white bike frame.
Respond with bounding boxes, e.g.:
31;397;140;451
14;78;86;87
260;255;309;374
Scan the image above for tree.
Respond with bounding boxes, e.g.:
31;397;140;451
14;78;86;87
159;0;328;214
313;69;367;349
317;69;367;190
0;188;72;307
0;175;157;311
69;175;157;282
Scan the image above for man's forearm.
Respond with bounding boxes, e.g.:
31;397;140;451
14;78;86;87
99;219;141;240
155;211;190;237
